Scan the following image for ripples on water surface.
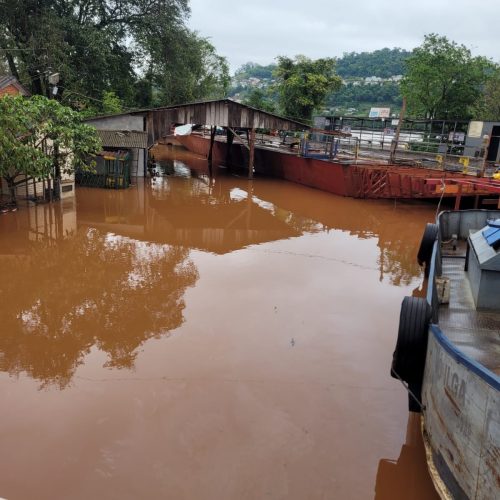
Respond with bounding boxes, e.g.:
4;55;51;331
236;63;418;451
0;147;439;499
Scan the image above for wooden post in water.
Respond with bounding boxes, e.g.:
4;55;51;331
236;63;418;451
208;126;216;176
225;128;234;169
208;126;216;163
248;128;255;179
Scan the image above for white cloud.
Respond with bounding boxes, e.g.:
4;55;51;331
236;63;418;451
188;0;500;73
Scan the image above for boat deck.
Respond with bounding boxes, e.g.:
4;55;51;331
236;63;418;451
439;255;500;375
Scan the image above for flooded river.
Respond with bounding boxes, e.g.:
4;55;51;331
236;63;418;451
0;147;439;499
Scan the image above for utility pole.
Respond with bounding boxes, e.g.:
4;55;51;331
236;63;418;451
48;72;61;200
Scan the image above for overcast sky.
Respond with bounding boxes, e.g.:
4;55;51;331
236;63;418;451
188;0;499;73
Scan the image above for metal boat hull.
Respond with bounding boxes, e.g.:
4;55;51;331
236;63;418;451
421;210;500;499
423;326;499;499
176;134;500;201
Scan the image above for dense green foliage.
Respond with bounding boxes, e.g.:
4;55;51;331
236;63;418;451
274;55;342;121
242;88;276;113
0;95;101;202
326;82;402;111
0;0;229;112
235;62;276;81
474;67;500;121
336;48;410;78
232;41;499;119
401;34;493;119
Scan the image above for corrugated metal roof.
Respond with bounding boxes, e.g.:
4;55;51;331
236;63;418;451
84;98;310;130
0;75;31;96
97;130;148;149
0;76;14;88
142;98;309;128
85;99;309;148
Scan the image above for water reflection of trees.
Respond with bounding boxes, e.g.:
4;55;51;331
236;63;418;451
0;228;198;388
251;182;430;286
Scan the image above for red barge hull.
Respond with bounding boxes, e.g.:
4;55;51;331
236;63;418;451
176;134;500;204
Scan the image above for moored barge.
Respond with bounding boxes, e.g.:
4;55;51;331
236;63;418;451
391;210;500;499
176;133;500;205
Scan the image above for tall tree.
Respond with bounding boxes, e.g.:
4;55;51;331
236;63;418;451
0;95;101;203
138;17;229;106
474;66;500;121
274;55;342;122
400;34;493;119
0;0;228;111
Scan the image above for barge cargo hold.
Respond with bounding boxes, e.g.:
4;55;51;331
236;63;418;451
391;210;500;499
176;134;500;204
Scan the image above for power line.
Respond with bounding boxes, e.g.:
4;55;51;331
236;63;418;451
0;48;48;52
59;87;138;113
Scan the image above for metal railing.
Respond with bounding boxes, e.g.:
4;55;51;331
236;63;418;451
295;129;499;176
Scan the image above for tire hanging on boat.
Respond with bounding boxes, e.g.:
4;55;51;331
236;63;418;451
391;296;431;412
417;223;438;275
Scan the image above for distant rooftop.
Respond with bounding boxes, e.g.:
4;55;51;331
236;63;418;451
0;75;31;97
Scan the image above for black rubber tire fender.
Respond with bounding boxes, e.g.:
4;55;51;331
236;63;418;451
417;223;438;268
391;296;431;384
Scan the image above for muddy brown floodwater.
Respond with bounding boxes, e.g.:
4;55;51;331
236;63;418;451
0;147;441;500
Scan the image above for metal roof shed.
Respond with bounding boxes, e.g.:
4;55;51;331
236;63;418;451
85;99;309;179
145;99;308;146
95;130;148;178
96;130;148;149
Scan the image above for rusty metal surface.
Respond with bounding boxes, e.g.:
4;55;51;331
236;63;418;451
438;258;500;374
96;130;148;149
422;332;500;499
349;165;500;199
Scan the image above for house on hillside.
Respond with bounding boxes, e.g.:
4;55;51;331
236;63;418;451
0;75;30;97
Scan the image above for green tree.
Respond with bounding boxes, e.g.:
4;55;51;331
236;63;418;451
336;48;411;78
243;88;276;113
0;95;101;203
234;62;277;81
0;0;228;111
274;55;342;122
475;66;500;121
139;23;229;106
102;91;123;114
401;34;493;119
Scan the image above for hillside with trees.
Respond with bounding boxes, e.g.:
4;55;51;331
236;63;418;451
336;48;410;78
230;48;411;116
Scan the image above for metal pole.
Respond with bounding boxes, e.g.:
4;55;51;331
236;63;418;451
390;97;406;164
481;133;491;177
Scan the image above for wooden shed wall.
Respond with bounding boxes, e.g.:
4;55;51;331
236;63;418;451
146;101;306;146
